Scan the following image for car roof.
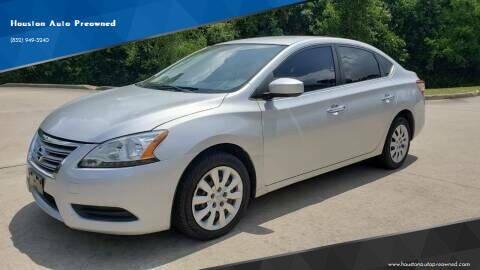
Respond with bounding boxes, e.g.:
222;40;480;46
220;36;360;46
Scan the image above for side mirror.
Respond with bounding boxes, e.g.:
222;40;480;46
266;78;304;99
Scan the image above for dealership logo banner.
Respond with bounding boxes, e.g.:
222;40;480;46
0;0;303;72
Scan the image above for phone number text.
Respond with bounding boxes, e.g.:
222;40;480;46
10;37;50;43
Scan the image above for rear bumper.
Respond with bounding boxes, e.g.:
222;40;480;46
27;143;191;235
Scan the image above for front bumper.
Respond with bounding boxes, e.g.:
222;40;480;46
27;143;191;235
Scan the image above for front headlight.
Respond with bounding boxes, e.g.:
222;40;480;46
79;130;168;168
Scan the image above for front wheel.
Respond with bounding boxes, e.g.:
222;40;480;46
377;117;411;169
173;152;250;240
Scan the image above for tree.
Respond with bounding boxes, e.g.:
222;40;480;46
123;30;207;83
304;0;407;62
203;22;237;45
0;1;478;87
234;12;284;37
427;0;480;67
386;0;480;86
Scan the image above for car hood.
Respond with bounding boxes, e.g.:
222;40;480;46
40;85;226;143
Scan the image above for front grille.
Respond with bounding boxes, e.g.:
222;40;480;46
31;130;79;176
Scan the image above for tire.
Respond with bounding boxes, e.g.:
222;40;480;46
173;151;251;240
377;117;411;169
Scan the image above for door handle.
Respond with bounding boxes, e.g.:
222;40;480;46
327;104;346;115
381;94;395;103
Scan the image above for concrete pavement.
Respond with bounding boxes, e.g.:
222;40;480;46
0;87;479;269
0;87;91;168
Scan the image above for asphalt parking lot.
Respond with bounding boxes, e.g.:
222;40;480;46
1;86;479;270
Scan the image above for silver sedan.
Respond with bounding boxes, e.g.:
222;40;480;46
27;36;425;240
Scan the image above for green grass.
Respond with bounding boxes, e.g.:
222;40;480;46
425;86;480;96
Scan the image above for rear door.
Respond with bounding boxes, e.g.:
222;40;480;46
333;45;397;156
259;45;350;185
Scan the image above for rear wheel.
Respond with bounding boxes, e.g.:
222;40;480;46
173;152;250;240
378;117;411;169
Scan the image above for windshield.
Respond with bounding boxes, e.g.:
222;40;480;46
138;44;285;93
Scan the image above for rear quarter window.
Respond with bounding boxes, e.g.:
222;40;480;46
376;54;394;76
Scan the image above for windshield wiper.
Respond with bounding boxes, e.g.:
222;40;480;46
138;83;198;93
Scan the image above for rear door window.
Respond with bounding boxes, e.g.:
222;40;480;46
337;46;381;84
273;46;336;92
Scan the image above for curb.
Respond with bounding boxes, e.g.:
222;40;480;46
0;83;114;90
425;90;480;100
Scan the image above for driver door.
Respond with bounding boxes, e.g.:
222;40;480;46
258;46;350;185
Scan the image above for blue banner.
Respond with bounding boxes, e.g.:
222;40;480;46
0;0;303;72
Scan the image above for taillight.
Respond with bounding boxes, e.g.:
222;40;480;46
416;80;425;96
